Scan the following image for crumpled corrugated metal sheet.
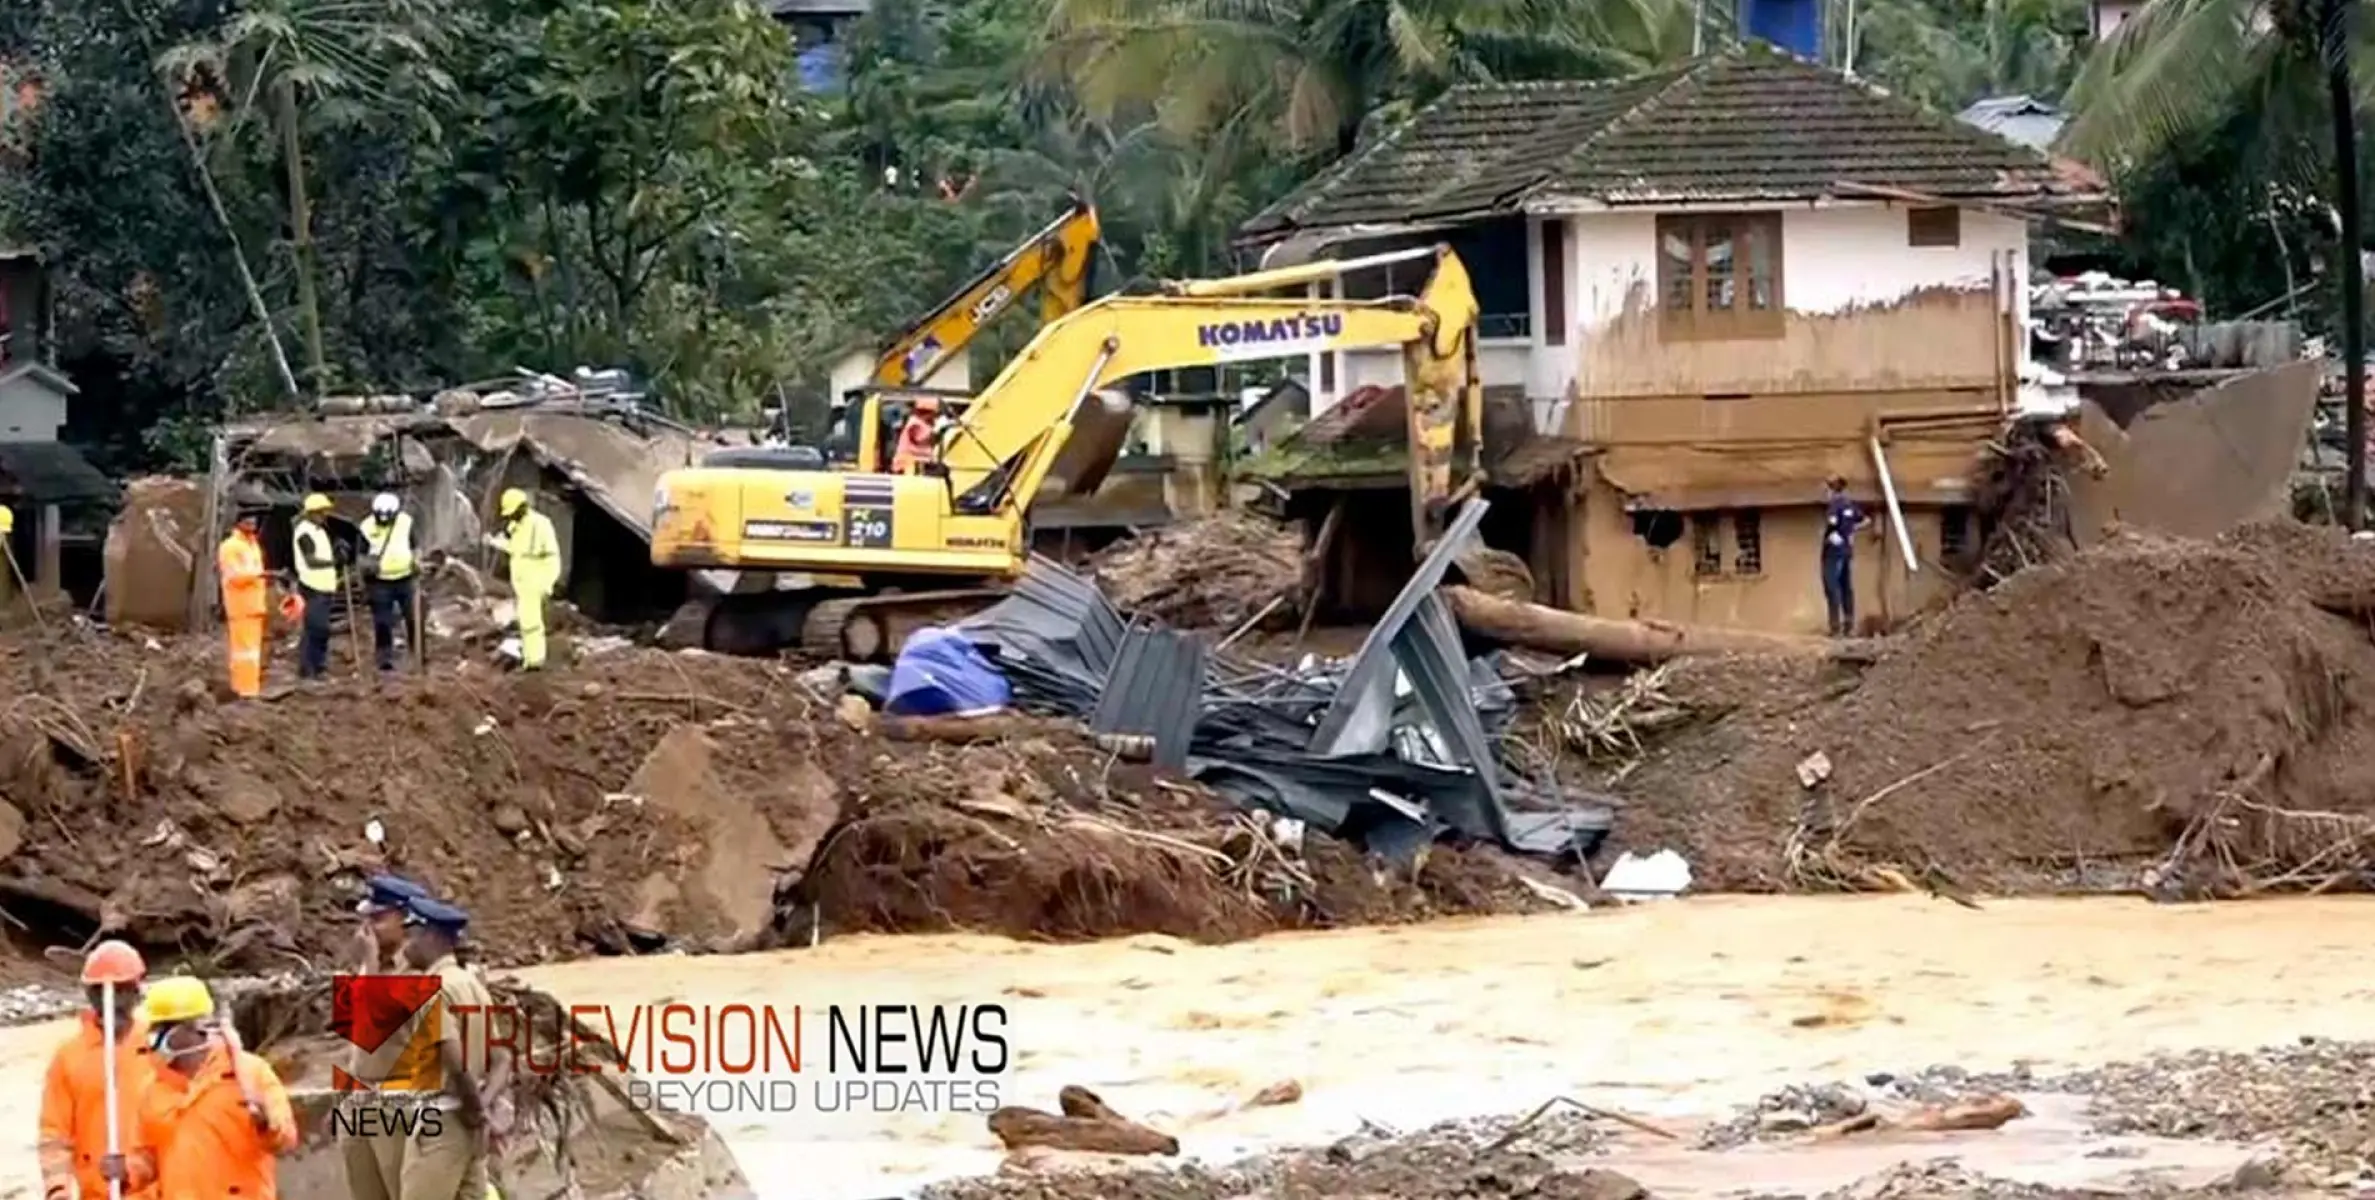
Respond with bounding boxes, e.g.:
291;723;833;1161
961;536;1614;863
1089;625;1208;770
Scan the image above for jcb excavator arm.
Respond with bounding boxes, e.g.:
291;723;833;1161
940;244;1485;545
872;196;1103;389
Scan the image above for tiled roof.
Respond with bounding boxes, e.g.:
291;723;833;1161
0;440;113;503
1242;47;2098;240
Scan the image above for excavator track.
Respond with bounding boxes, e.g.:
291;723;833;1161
797;588;1009;663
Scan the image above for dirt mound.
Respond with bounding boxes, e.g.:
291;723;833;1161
795;730;1553;943
1608;522;2375;894
0;627;1546;981
1090;511;1302;630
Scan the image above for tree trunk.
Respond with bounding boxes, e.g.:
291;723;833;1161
1442;585;1833;662
170;96;301;401
2326;0;2367;527
276;79;328;396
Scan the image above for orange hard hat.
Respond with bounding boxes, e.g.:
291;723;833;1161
81;940;146;985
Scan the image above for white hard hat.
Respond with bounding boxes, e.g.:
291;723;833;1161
371;493;400;517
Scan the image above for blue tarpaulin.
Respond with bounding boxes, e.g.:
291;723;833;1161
887;627;1012;716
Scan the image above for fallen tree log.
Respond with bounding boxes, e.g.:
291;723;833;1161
988;1085;1179;1156
1443;586;1832;662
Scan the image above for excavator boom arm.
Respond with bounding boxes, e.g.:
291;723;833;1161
872;196;1103;388
949;244;1485;544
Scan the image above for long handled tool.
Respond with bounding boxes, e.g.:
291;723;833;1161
3;541;46;634
100;982;122;1200
342;570;368;672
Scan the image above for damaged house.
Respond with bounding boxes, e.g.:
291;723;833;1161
1238;46;2112;634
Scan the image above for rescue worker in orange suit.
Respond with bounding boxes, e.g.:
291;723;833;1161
890;398;940;474
39;940;155;1200
130;976;299;1200
216;514;270;698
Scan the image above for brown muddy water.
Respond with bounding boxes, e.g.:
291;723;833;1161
0;895;2367;1198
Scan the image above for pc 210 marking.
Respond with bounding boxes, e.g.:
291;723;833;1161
844;506;894;548
743;520;839;543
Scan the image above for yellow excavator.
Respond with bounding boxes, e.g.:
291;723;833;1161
652;244;1485;658
822;196;1103;472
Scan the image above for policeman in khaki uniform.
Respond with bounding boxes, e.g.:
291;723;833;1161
341;875;432;1200
398;898;510;1200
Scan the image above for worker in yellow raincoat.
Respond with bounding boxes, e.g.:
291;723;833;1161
485;489;561;670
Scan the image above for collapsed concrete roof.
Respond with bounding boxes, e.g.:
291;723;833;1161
225;404;745;539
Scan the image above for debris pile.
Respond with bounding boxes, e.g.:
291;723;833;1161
0;619;1553;980
1608;522;2375;895
926;1107;1640;1200
1090;509;1304;632
967;505;1612;865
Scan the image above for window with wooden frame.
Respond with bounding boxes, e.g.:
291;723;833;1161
1656;213;1783;340
1732;510;1764;576
1691;514;1723;577
1907;206;1961;248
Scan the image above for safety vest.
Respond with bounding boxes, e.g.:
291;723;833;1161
292;520;336;593
361;513;415;581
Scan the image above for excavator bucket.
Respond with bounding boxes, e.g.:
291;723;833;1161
1042;389;1135;496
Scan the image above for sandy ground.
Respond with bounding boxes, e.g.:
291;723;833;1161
0;895;2368;1198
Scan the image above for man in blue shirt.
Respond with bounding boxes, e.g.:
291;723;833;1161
1822;476;1868;637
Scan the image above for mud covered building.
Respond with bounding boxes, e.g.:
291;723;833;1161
1238;46;2110;634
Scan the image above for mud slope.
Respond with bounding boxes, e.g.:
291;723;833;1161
0;632;1545;980
1614;522;2375;893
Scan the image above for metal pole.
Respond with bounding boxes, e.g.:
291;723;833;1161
101;982;122;1200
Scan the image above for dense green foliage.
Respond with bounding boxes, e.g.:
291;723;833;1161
0;0;2343;470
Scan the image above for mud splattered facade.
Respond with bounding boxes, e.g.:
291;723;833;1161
1239;47;2108;634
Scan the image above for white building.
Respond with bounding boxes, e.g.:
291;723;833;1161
1236;47;2108;634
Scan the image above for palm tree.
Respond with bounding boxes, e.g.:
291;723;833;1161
2062;0;2366;524
160;0;443;395
1038;0;1697;159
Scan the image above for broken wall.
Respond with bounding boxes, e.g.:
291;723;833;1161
103;477;204;631
1577;484;1961;634
1564;206;2022;401
2067;361;2319;545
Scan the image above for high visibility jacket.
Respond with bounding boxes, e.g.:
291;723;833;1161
39;1013;158;1200
135;1046;298;1200
217;531;268;621
361;512;416;581
292;519;337;593
503;510;561;596
890;416;936;474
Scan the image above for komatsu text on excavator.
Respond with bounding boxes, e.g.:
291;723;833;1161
652;244;1485;658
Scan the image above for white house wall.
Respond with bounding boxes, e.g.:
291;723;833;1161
1560;203;2025;399
1295;203;2023;417
0;379;65;441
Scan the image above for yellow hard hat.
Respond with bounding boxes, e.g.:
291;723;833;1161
302;493;333;514
0;505;13;535
141;976;215;1025
499;488;528;516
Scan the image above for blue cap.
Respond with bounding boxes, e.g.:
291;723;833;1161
403;896;469;936
356;874;430;916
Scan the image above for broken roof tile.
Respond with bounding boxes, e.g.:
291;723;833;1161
1242;47;2096;240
